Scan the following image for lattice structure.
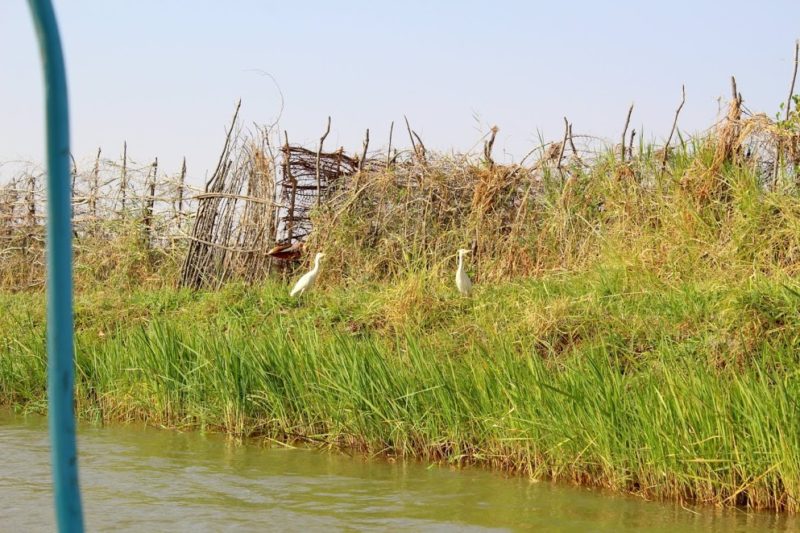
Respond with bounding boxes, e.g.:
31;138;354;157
0;153;191;290
278;144;359;242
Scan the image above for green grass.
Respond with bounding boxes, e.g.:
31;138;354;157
2;267;799;512
3;103;800;512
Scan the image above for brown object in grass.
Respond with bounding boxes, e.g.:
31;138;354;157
266;241;305;261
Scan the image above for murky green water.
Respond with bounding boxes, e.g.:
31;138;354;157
0;412;794;532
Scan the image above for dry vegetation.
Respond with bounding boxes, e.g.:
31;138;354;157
2;77;800;291
3;68;800;513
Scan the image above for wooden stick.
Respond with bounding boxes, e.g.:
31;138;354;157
556;119;568;176
775;42;800;186
90;147;101;221
315;116;331;208
178;156;186;221
26;174;36;228
786;40;799;121
283;130;297;242
359;128;370;173
661;85;686;171
121;141;128;212
628;128;636;162
69;154;77;199
412;130;426;162
404;115;418;158
207;99;242;192
144;157;157;248
621;103;634;162
566;122;584;166
483;126;499;168
731;76;741;106
193;191;287;207
386;121;394;168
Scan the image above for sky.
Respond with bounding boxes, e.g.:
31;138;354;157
2;1;799;183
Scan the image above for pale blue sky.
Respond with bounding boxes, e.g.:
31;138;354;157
2;1;799;182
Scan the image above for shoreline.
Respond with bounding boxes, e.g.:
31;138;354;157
2;271;798;514
2;405;791;525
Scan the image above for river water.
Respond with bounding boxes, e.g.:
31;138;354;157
0;412;793;532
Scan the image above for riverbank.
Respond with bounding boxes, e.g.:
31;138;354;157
2;267;799;512
3;91;800;513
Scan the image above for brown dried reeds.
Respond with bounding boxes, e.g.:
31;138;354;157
0;144;192;291
3;69;800;292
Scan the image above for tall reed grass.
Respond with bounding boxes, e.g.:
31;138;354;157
2;266;799;512
2;94;800;512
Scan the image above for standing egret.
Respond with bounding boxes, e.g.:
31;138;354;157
455;248;473;296
290;252;325;297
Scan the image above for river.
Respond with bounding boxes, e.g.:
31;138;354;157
0;411;793;532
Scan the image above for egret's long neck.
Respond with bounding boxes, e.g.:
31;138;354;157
313;257;321;272
457;254;464;272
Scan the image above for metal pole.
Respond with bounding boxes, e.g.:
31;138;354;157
26;1;85;531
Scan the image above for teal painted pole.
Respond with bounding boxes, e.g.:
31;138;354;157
26;1;85;531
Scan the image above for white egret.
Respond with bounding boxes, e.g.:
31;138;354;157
290;252;325;297
455;248;473;296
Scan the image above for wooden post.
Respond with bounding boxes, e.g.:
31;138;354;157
359;128;370;174
143;157;157;247
120;141;128;213
786;40;799;121
483;126;498;169
315;116;331;208
780;41;800;186
661;85;686;172
26;174;36;228
24;174;36;254
404;115;418;161
628;129;636;162
556;120;568;182
70;155;77;240
177;156;186;224
565;119;583;167
386;121;394;168
283;131;297;242
621;103;634;162
90;147;101;222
